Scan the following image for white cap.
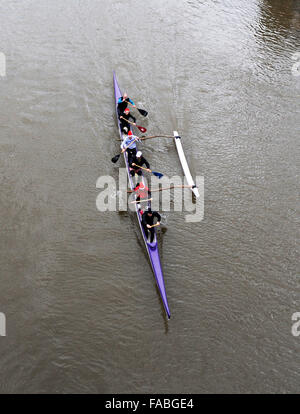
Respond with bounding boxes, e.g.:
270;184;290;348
136;151;142;158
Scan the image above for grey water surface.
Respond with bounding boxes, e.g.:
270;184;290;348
0;0;299;393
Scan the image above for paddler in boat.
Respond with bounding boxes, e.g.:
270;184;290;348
121;130;140;162
117;93;136;115
142;208;161;243
119;107;136;134
129;151;151;177
133;181;151;211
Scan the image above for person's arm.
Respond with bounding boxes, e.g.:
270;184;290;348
142;157;150;169
120;137;128;149
141;213;147;226
129;114;136;124
130;158;137;168
122;114;133;124
128;98;135;106
132;135;141;143
153;211;161;223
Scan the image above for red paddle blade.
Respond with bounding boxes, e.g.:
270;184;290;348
137;125;147;133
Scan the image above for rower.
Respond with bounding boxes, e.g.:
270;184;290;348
129;151;151;177
133;181;151;210
119;108;136;134
121;130;140;162
117;93;136;115
142;208;161;243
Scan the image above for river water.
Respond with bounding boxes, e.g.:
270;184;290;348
0;0;299;394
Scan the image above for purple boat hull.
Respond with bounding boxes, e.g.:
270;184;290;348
113;71;170;319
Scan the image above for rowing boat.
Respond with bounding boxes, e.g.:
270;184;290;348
173;131;200;198
113;72;171;319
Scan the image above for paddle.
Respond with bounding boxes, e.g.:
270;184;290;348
140;134;173;140
127;101;148;117
111;137;139;163
151;185;195;192
132;163;163;179
117;135;173;141
120;116;147;133
127;185;194;193
130;198;153;204
147;222;161;229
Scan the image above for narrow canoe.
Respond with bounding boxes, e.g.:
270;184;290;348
113;71;170;319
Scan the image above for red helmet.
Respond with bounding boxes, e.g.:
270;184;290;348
124;108;130;113
128;131;132;136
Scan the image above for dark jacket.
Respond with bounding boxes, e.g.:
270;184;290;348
117;97;135;114
130;155;150;171
119;112;136;128
142;211;161;226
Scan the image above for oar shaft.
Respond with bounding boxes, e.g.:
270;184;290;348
132;163;150;172
130;198;152;204
140;135;174;140
148;223;160;228
151;185;193;192
116;135;173;141
127;185;193;194
120;117;146;132
120;116;135;126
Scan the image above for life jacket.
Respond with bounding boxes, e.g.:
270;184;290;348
134;182;149;199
